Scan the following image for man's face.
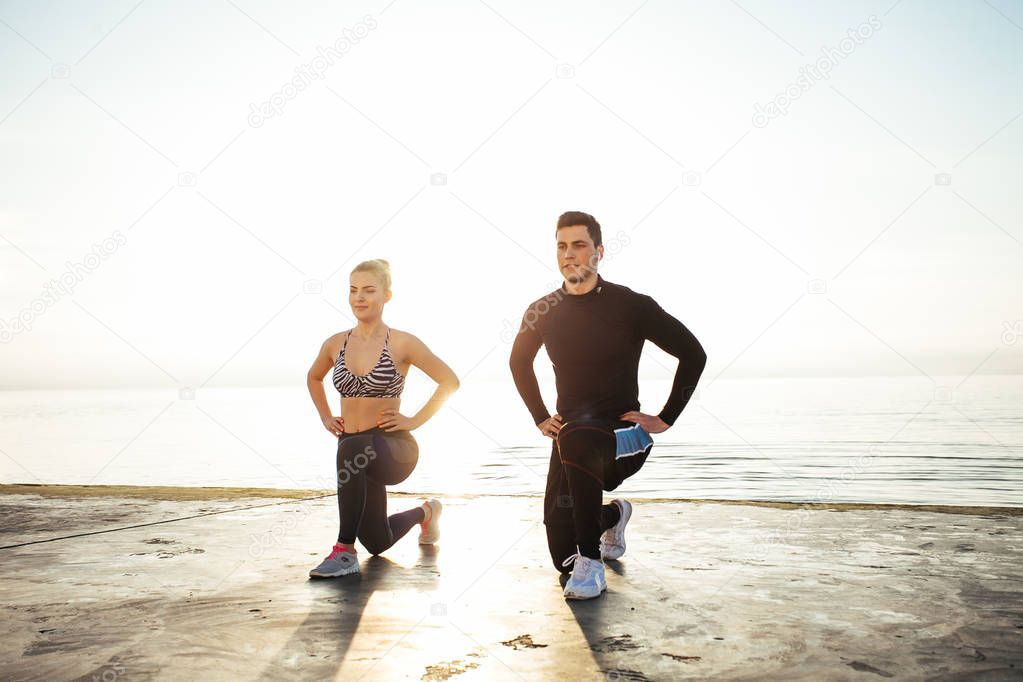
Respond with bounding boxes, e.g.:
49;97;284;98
557;224;603;284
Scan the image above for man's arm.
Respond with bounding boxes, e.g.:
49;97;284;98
638;294;707;427
509;307;551;426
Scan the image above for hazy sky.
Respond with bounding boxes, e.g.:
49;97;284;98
1;0;1021;389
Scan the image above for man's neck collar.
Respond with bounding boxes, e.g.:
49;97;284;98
560;273;604;296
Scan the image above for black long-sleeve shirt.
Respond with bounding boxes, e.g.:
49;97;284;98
509;274;707;427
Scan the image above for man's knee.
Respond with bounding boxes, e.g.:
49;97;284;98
545;522;576;573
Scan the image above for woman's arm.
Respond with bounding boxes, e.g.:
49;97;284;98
307;335;345;434
392;332;460;430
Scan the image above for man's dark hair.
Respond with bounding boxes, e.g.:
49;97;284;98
556;211;602;248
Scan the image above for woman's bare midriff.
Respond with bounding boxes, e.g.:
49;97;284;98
340;396;402;433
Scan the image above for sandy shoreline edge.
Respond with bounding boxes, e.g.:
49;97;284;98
1;483;1019;516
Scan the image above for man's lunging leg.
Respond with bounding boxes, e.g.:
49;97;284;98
556;421;617;559
544;434;621;571
552;420;624;598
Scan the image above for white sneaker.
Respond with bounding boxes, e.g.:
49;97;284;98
561;553;607;600
600;498;632;560
418;498;442;545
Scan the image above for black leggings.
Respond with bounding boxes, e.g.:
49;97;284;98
544;418;649;567
336;427;424;554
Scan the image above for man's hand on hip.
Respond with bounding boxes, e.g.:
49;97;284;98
619;411;669;434
537;414;563;439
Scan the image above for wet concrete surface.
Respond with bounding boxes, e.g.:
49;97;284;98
1;487;1021;681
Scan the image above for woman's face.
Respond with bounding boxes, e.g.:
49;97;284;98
349;271;390;321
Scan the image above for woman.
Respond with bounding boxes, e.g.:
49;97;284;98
305;258;460;577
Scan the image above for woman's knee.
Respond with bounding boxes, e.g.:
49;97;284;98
362;542;386;556
358;533;391;556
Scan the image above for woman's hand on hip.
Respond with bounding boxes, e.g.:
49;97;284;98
322;415;345;437
379;408;415;432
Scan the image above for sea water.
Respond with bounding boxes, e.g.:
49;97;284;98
0;375;1019;506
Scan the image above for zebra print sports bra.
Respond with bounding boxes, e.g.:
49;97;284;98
332;328;405;398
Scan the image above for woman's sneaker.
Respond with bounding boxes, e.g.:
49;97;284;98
418;499;442;545
561;553;607;600
600;498;632;560
309;543;359;578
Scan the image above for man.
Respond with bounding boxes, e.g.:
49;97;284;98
509;211;707;600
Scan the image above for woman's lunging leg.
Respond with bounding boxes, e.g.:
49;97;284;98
352;430;423;555
336;434;376;544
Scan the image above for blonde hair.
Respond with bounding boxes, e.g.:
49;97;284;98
351;258;392;293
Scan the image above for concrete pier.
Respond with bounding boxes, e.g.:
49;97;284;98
1;485;1021;680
